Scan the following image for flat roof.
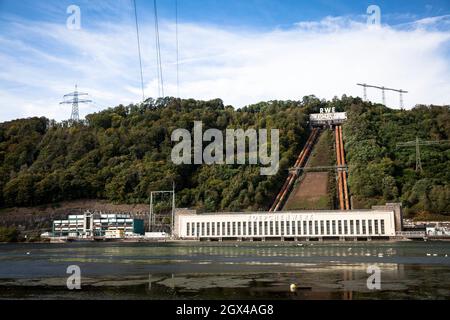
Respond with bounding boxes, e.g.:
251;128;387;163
181;209;393;216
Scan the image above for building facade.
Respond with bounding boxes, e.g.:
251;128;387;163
174;207;400;240
52;213;144;238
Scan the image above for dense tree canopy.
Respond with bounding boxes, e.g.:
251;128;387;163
0;97;315;212
343;102;450;216
0;96;449;216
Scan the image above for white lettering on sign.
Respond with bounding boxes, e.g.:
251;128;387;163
310;112;347;122
319;107;336;113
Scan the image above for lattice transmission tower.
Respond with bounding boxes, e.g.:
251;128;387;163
59;85;92;122
396;137;450;172
357;83;408;108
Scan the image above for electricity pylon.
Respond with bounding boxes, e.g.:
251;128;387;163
59;85;92;122
396;137;450;172
357;83;408;108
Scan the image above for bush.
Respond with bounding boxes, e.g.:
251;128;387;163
0;227;19;242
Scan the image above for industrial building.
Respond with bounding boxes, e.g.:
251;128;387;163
174;204;405;241
52;212;144;239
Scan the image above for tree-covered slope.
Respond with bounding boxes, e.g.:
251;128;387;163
0;96;449;217
0;96;324;212
343;103;450;216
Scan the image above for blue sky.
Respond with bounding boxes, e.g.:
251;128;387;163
2;0;449;28
0;0;449;121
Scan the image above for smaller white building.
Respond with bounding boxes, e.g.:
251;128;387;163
52;212;145;238
105;229;124;239
426;226;450;236
145;232;169;239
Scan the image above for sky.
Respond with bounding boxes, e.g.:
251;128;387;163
0;0;449;122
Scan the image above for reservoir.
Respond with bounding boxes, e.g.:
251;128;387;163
0;241;449;299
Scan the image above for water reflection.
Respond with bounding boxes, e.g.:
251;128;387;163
0;242;449;299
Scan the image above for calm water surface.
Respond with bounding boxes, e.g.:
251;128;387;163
0;241;449;300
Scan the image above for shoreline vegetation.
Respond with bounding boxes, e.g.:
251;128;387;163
0;226;19;242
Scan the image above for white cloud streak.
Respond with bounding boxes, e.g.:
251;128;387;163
0;14;449;121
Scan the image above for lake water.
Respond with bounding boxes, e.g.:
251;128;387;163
0;241;449;300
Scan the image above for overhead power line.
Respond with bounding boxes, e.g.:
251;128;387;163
133;0;145;102
154;0;164;97
175;0;180;98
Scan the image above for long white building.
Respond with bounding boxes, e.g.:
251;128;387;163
174;204;403;240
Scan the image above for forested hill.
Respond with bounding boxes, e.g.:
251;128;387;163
0;97;316;212
344;103;450;217
0;96;449;217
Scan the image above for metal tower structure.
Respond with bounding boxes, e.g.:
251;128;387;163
357;83;408;108
360;83;368;101
396;137;450;172
59;85;92;122
149;182;176;234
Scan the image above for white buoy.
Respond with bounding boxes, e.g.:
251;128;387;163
290;283;297;292
26;252;30;255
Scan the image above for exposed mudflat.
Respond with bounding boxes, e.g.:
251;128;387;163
0;241;449;299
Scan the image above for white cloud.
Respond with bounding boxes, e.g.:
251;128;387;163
413;14;450;27
0;14;449;122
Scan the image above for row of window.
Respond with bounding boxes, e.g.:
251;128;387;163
54;222;133;227
185;219;386;237
54;226;134;230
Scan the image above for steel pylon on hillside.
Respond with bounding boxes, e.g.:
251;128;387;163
396;137;450;172
59;85;92;122
357;83;408;108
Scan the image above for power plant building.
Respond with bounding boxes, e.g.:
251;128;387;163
174;204;403;240
52;213;144;238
